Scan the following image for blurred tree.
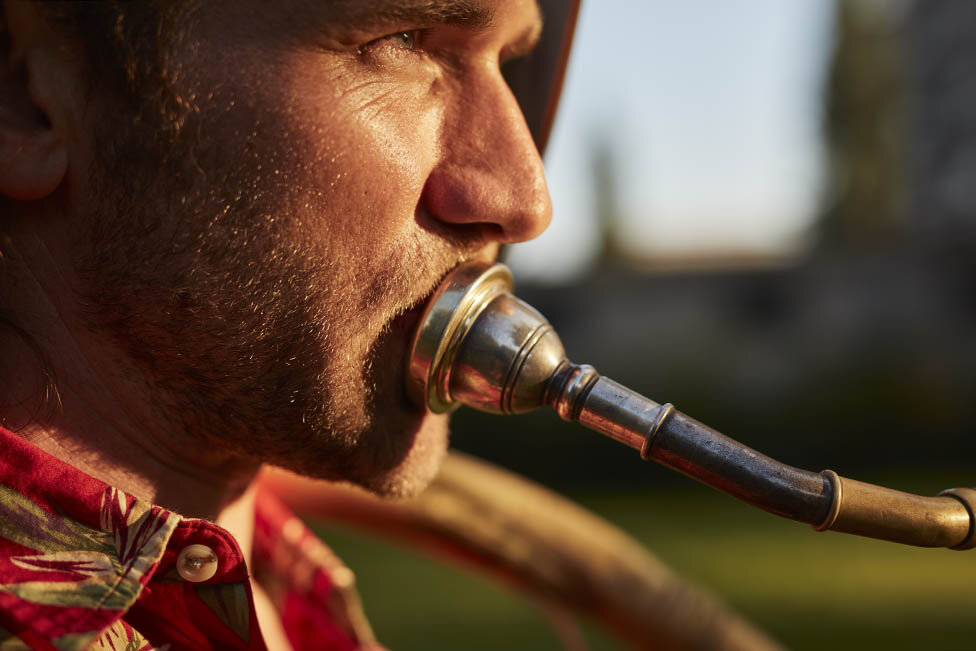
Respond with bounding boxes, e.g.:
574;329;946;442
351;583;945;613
589;127;628;267
905;0;976;249
820;0;909;245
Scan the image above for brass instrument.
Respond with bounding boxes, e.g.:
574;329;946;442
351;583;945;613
407;262;976;551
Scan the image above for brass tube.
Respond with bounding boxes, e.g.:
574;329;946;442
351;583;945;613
406;263;976;550
817;474;975;549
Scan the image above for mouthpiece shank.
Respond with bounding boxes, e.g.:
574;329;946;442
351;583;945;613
407;262;976;550
545;365;832;523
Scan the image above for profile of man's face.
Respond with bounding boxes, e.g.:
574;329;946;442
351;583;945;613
71;0;551;495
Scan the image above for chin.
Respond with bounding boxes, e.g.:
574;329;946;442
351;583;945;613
257;260;459;496
354;410;451;498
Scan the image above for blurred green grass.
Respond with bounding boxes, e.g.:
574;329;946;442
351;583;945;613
311;473;976;650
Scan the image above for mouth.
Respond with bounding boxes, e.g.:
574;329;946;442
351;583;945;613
384;257;499;410
389;275;443;340
382;267;458;409
389;303;424;347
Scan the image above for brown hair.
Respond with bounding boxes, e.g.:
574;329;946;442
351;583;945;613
1;2;197;426
37;1;200;121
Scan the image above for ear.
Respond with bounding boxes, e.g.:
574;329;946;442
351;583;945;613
0;1;70;202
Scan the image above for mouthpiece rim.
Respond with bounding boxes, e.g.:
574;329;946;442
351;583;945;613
406;262;514;413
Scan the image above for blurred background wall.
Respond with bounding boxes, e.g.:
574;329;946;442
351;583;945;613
320;2;976;649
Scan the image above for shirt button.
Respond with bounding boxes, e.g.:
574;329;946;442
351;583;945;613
176;544;218;582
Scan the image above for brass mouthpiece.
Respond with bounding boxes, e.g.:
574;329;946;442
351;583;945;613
406;263;564;415
407;262;976;550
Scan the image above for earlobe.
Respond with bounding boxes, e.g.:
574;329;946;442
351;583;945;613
0;3;70;202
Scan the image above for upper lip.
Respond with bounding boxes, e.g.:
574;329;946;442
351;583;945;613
391;266;454;329
401;261;460;316
395;248;499;323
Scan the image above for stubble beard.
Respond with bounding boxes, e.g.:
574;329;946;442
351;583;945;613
75;99;456;497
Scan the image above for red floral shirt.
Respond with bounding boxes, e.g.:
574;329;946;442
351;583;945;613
0;426;379;650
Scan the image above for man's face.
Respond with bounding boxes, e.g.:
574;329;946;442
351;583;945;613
73;0;551;494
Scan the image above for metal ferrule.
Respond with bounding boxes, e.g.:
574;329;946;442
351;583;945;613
406;262;976;550
548;369;672;455
546;362;599;422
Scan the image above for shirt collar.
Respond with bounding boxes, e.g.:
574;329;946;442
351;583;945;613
0;426;375;651
0;426;208;646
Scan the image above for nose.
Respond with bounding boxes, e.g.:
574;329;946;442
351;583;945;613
422;66;553;243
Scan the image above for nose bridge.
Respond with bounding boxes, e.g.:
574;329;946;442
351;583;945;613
425;65;552;243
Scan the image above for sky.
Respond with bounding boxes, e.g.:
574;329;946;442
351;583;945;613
506;0;837;282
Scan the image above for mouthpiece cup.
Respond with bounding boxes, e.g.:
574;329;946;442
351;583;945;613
407;263;514;413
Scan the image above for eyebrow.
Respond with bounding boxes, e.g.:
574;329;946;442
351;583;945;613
321;0;496;32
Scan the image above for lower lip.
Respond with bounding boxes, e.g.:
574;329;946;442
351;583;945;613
391;306;424;392
391;304;423;338
389;288;441;408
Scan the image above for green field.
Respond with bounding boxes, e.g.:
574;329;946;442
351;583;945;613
311;475;976;650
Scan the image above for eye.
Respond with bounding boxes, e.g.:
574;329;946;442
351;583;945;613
358;30;424;62
384;31;417;50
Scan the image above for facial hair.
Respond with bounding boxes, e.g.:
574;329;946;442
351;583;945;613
74;83;467;496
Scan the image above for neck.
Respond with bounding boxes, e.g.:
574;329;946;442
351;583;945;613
17;419;261;521
1;212;261;534
6;357;263;554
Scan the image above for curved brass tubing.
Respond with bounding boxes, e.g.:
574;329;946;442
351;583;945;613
407;263;976;551
261;454;783;651
815;475;975;549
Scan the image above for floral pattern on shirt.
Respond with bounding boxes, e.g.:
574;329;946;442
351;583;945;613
0;484;178;613
0;427;376;650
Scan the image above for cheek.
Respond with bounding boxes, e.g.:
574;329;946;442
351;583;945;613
285;84;443;252
185;41;446;246
176;48;451;304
